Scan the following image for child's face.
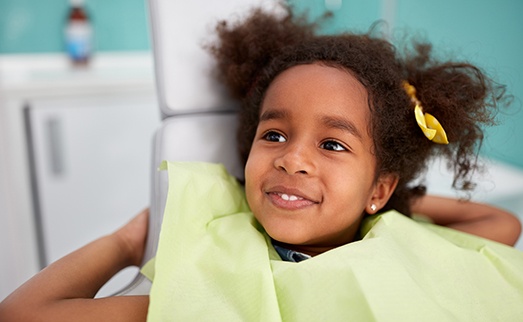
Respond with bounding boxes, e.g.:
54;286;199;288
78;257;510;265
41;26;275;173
245;63;387;255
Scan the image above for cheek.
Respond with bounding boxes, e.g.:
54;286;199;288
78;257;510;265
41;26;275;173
244;153;261;202
244;154;257;187
244;146;266;180
330;167;376;206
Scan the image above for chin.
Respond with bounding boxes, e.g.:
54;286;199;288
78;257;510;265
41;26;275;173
255;214;316;245
266;227;311;246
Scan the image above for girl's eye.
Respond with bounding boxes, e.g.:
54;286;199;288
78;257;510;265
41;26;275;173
321;140;346;151
263;131;286;143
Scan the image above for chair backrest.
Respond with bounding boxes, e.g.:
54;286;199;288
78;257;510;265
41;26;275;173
148;0;281;118
116;0;280;295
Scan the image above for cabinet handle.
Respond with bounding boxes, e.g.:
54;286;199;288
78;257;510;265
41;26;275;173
46;118;65;176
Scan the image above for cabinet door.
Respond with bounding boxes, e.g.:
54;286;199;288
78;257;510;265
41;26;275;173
25;92;159;296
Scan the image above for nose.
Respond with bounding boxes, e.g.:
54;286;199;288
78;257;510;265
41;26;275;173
274;142;315;175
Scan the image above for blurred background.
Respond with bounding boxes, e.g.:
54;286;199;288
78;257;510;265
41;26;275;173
1;0;522;300
0;0;150;53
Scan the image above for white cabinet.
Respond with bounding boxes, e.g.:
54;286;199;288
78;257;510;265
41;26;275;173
0;53;160;299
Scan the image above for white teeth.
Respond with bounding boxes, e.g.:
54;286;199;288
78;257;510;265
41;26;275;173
280;193;302;201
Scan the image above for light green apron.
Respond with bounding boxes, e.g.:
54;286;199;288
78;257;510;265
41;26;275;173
145;161;523;321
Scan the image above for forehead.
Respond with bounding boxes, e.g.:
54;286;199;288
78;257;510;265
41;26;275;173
261;63;370;129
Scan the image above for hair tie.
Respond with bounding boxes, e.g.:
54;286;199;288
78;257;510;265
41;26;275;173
403;81;449;144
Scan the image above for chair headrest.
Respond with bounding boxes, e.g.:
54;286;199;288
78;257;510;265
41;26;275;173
147;0;282;118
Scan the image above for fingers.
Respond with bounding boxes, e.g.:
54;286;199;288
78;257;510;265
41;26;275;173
114;207;150;267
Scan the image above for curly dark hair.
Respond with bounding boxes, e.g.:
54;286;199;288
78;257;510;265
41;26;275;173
208;4;507;215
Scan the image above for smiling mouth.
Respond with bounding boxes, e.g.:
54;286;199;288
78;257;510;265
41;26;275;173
266;190;319;210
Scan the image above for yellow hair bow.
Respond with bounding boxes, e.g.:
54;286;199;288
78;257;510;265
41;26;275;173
403;81;449;144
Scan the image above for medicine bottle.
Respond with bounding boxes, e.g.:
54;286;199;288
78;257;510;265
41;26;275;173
64;0;93;66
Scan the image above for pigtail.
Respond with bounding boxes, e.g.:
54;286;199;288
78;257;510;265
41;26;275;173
402;42;507;195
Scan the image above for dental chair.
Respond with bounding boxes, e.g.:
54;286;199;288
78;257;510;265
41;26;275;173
116;0;281;295
116;0;523;297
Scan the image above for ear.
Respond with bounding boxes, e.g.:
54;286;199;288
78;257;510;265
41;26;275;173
365;173;399;215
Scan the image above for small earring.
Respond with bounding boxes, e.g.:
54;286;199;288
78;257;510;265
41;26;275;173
370;204;377;212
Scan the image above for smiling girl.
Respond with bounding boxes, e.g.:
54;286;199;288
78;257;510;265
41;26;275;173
1;3;522;321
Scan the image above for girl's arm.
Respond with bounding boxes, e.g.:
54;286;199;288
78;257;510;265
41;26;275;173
411;195;522;246
0;209;150;322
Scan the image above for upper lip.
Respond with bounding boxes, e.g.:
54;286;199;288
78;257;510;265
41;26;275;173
265;185;320;203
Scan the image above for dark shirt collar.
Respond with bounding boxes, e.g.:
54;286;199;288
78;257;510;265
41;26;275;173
273;243;311;262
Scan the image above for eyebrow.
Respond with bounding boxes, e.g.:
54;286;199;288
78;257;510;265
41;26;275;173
259;108;288;122
321;115;363;139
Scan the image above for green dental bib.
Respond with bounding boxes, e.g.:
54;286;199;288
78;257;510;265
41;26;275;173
146;161;523;321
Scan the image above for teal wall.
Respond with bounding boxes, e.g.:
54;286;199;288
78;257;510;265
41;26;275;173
291;0;523;169
0;0;150;53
